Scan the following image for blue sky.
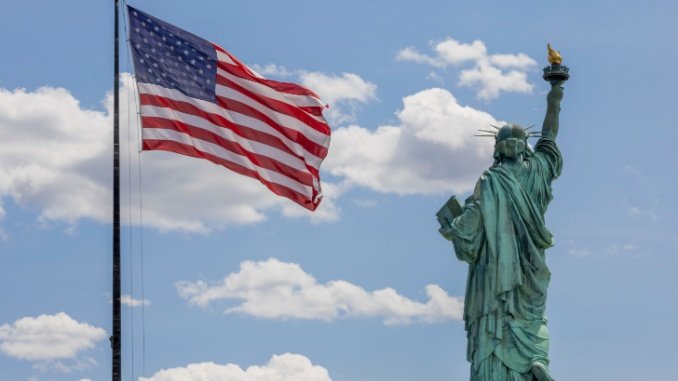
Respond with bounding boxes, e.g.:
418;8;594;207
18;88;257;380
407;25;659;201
1;1;677;380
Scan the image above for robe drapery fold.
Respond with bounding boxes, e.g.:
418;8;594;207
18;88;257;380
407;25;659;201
448;137;562;380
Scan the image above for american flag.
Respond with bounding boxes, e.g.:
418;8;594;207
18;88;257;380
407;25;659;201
127;5;330;211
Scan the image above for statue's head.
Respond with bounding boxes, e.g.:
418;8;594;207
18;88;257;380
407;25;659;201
493;124;528;161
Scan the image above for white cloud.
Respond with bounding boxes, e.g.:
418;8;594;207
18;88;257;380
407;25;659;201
435;38;487;65
458;59;533;100
176;258;463;324
396;47;443;67
396;37;537;99
324;88;497;195
140;353;332;381
0;75;342;232
299;71;377;125
120;294;151;307
489;53;538;69
0;312;106;361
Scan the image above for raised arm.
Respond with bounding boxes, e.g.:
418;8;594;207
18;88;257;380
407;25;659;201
541;81;564;140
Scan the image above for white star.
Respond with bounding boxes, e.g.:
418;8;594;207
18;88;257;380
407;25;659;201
190;59;196;64
135;27;140;33
184;50;189;55
198;56;205;61
176;40;182;46
154;26;160;32
198;69;203;74
206;64;211;69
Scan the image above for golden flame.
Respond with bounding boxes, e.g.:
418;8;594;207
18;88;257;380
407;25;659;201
547;43;562;65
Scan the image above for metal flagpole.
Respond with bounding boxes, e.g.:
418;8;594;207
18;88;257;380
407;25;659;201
112;0;122;380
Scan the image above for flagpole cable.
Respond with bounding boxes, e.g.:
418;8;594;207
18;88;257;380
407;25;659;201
121;0;148;377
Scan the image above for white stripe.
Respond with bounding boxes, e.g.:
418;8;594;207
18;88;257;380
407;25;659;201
138;82;330;148
140;104;312;173
143;128;313;197
216;67;325;109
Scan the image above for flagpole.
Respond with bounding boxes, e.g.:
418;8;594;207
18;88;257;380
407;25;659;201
112;0;122;380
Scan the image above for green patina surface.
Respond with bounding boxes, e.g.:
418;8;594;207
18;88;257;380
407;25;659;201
440;80;565;381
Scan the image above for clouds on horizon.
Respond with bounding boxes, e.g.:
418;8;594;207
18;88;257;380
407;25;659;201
397;37;537;99
140;353;333;381
177;258;464;325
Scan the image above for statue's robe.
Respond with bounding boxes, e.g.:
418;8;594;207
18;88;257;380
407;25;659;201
449;138;562;381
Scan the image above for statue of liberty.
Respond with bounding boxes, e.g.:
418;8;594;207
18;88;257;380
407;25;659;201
438;45;568;381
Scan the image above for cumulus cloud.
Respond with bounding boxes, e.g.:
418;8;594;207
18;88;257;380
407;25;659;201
324;87;497;195
140;353;332;381
0;75;342;232
397;37;537;99
0;312;106;362
177;258;463;325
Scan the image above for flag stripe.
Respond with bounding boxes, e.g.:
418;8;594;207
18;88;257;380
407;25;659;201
139;106;315;177
141;116;314;186
214;44;323;98
139;83;330;151
143;128;314;198
139;93;324;173
216;61;324;108
143;139;317;210
216;72;330;134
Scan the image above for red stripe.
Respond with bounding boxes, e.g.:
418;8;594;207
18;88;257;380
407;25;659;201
139;93;326;167
141;116;315;187
143;139;318;211
213;43;322;99
216;69;331;136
